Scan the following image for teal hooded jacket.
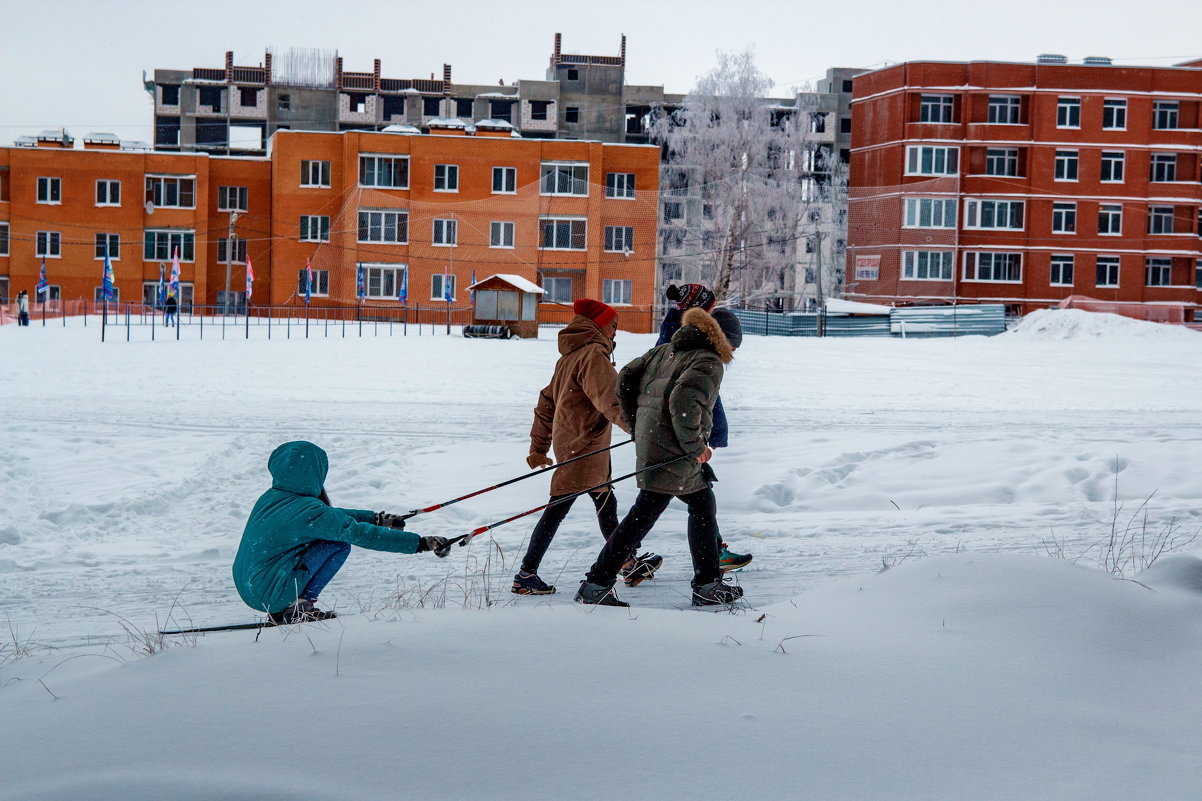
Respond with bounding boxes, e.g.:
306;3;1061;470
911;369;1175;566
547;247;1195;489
232;441;420;613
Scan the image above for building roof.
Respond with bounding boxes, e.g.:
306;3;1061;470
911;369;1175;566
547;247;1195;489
468;274;545;294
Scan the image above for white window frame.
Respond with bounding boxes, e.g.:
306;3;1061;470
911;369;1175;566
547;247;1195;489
297;268;330;297
903;197;957;229
1096;256;1120;288
145;174;196;209
432;218;458;247
1100;151;1125;183
539;217;587;250
1056;97;1081;128
902;250;954;281
1102;99;1127;130
433;164;459;193
605;172;636;199
94;286;120;303
1153;101;1179;130
540;162;589;196
963;199;1024;230
218;185;248;212
604;225;635;253
1147;206;1175;235
357;209;409;244
1150;153;1177;183
1054;150;1079;182
37;177;61;205
431;273;456;301
985;148;1019;177
299;215;330;243
489;221;515;249
36;230;61;258
963;251;1023;283
94;232;120;260
918;94;955;123
1098;204;1123;236
217;238;247;264
95;179;121;207
904;146;959;176
1050;254;1074;287
1145;258;1172;286
1051;202;1077;234
542;276;572;303
359;153;410;189
301;160;331;188
491;166;516;194
602;279;632;306
986;95;1022;125
144;229;195;261
364;263;406;299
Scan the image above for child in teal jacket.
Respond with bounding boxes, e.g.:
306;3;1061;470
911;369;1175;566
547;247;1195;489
233;441;449;623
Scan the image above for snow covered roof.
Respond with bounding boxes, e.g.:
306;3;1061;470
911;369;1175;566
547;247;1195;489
474;118;514;129
476;91;518;98
84;132;120;143
381;124;421;134
825;298;893;315
467;273;545;294
426;117;468;128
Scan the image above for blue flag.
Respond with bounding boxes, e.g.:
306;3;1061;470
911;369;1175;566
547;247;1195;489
102;245;116;302
398;266;408;305
470;270;476;304
36;258;48;296
356;263;365;301
157;264;167;305
443;271;453;303
305;258;313;305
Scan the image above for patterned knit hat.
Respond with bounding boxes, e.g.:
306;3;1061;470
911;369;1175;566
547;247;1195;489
665;283;716;312
572;298;617;327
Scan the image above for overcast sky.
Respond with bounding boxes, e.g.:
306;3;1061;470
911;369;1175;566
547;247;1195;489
1;0;1199;145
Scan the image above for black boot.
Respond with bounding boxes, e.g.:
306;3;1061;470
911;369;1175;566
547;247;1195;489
691;578;744;606
574;580;629;607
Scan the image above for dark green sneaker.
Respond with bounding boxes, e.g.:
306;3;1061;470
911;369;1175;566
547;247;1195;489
719;544;753;572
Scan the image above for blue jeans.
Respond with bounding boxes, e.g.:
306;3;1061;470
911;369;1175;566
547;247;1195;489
298;540;351;602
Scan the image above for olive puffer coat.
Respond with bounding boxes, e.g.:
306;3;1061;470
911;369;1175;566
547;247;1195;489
617;307;734;496
232;441;420;614
530;315;632;495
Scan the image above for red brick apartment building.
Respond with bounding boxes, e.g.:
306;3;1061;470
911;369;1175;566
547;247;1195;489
0;128;660;329
846;57;1202;322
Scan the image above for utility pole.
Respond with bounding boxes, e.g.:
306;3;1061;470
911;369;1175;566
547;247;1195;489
225;210;239;315
814;229;825;336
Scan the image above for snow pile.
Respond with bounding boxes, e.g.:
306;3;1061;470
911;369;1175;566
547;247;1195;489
1008;307;1199;341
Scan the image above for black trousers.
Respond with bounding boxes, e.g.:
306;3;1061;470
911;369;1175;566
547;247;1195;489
519;489;618;574
585;487;721;589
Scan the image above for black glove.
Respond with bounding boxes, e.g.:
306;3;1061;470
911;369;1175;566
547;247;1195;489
373;511;406;530
416;536;451;558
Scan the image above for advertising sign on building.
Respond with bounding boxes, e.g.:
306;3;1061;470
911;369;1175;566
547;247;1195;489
854;254;881;281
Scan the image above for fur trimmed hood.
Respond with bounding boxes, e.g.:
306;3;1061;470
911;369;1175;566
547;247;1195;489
677;307;735;364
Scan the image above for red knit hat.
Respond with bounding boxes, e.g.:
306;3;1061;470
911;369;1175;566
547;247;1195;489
572;298;617;327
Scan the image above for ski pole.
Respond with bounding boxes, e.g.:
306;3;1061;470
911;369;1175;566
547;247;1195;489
444;452;694;547
399;438;633;521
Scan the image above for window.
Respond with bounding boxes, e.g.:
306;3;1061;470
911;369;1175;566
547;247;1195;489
96;179;121;206
161;84;180;105
0;222;7;256
1100;151;1125;182
604;225;635;252
905;146;959;176
539;217;586;250
902;251;953;280
985;148;1019;176
144;230;194;261
359;154;409;188
489;221;515;248
964;252;1022;282
1103;99;1127;130
278;94;291;111
606;172;635;199
1146;258;1172;286
810;113;827;133
489;99;514;123
841;79;853;93
1147;206;1175;234
564;107;580;124
431;273;455;301
217;238;247;263
365;265;405;299
1153;101;1179;130
94;286;119;303
540;163;589;196
434;164;459;192
1056;97;1080;128
301;160;331;188
432;218;457;246
198;86;223;111
1052;203;1077;234
964;199;1024;230
36;231;61;257
145;175;195;208
1096;256;1120;287
299;215;330;242
94;233;120;260
529;100;550;121
357;210;409;243
840;117;853;134
1050;255;1074;286
0;277;6;305
603;279;632;305
542;276;571;303
492;167;516;193
919;94;954;123
566;68;579;81
663;202;684;222
297;268;330;296
1098;204;1123;235
239;87;257;107
218;185;248;212
987;95;1022;124
903;197;956;228
1054;150;1079;181
1150;153;1177;182
37;177;61;204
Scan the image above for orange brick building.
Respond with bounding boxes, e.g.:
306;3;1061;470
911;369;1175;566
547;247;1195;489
0;127;661;330
846;57;1202;322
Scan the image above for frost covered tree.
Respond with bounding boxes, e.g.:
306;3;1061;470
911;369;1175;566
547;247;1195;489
651;50;841;309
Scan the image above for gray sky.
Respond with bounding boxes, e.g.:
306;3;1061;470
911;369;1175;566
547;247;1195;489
1;0;1199;145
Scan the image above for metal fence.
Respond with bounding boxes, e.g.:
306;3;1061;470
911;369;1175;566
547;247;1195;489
729;304;1008;338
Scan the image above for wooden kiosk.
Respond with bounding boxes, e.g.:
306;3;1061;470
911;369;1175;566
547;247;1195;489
464;273;545;339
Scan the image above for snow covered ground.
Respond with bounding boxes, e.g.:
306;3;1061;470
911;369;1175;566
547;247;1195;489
2;309;1202;799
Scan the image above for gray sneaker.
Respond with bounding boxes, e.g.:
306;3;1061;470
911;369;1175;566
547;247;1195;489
691;578;744;606
574;580;629;607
